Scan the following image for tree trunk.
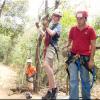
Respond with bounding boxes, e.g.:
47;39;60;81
0;0;6;17
34;36;42;93
34;0;49;93
55;0;60;9
45;0;48;15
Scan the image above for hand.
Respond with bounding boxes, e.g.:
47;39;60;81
67;46;71;52
35;22;39;28
88;59;95;69
42;20;49;28
62;46;71;58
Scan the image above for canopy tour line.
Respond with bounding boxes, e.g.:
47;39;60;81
0;0;100;99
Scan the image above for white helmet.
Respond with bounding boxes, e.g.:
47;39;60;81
53;9;62;17
27;59;32;63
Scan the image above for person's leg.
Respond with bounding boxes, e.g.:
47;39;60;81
25;82;33;99
68;63;79;99
42;45;57;99
43;60;56;90
80;65;91;99
27;81;33;92
43;45;56;90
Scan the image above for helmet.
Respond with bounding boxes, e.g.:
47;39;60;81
76;11;88;18
27;59;32;63
53;9;62;17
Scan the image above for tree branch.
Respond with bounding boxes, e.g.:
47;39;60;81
0;0;6;17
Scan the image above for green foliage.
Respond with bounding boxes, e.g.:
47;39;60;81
9;33;37;84
10;34;37;66
3;0;28;18
0;34;10;61
0;0;28;64
94;17;100;32
92;16;100;69
59;9;76;45
61;10;76;29
95;51;100;68
0;0;100;89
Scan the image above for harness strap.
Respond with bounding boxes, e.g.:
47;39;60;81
50;23;59;60
66;52;96;89
75;59;96;89
50;43;59;60
79;56;96;88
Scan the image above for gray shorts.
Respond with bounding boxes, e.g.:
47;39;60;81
45;45;55;67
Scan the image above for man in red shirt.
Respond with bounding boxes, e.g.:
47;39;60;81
66;11;96;99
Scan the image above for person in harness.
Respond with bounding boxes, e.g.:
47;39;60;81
40;9;62;100
66;11;96;99
25;58;37;94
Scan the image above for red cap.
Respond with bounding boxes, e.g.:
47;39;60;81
76;11;88;18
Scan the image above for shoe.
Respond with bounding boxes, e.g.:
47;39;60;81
25;92;32;99
42;90;52;100
51;88;58;100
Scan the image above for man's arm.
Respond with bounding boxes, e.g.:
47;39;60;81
46;28;56;36
90;40;96;60
63;35;72;50
88;40;96;69
67;38;72;47
64;28;73;49
89;28;96;60
46;24;62;36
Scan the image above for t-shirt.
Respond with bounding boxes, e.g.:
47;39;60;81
69;25;96;56
26;66;37;77
49;22;62;35
43;22;62;58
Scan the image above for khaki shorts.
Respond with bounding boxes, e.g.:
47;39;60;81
45;45;55;67
27;82;33;90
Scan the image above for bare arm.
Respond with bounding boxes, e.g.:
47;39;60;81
90;40;96;61
88;40;96;69
67;38;72;47
64;28;73;49
63;37;72;49
46;27;56;36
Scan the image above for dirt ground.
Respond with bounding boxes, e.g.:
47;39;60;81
0;63;100;99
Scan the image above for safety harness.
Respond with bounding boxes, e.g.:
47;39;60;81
44;23;59;60
66;52;96;89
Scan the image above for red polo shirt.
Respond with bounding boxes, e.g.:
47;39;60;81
69;25;96;56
